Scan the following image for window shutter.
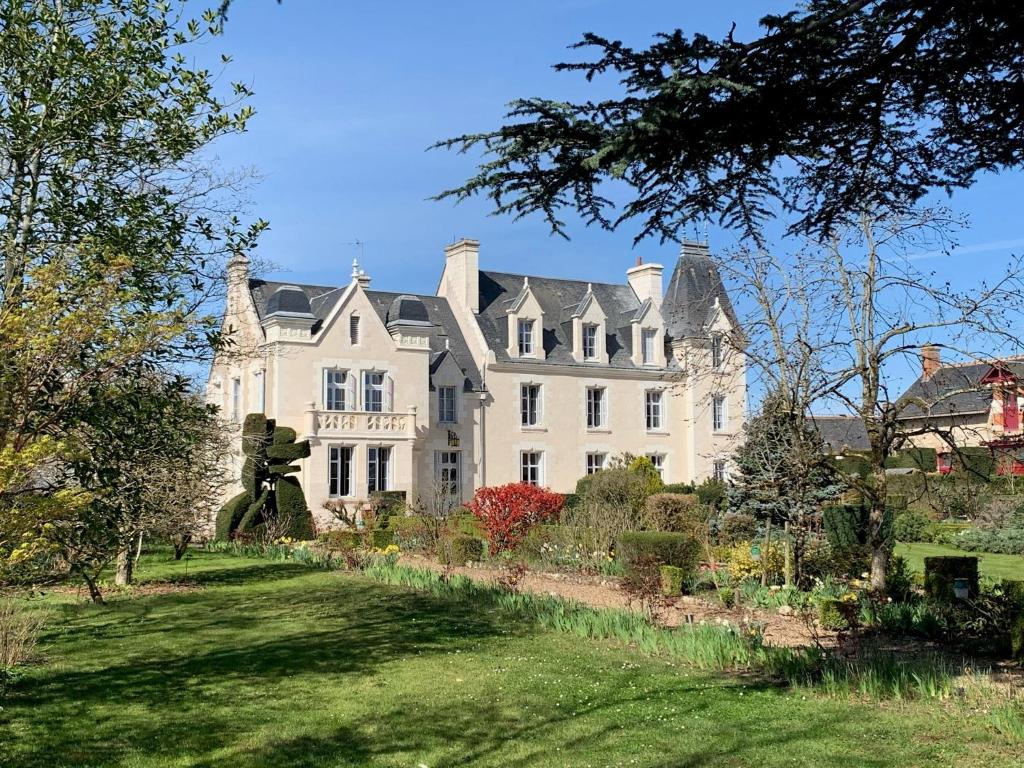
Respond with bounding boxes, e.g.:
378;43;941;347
384;373;395;412
350;314;360;345
346;373;357;411
321;369;328;409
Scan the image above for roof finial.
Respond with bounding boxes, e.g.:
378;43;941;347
523;276;529;288
587;282;593;293
351;257;360;280
445;338;451;351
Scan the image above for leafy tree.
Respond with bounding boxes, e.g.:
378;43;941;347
730;391;840;586
437;1;1024;242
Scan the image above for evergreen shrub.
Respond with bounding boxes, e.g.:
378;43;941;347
215;492;250;541
277;476;315;540
659;565;685;596
924;556;979;603
617;531;700;581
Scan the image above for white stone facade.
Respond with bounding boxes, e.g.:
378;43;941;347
207;239;746;529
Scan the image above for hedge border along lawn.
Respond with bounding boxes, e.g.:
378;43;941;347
895;542;1024;582
3;549;1021;768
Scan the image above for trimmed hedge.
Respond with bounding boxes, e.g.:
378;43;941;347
956;527;1024;555
952;447;996;479
884;448;936;471
276;476;315;540
272;425;297;445
924;556;979;603
616;531;700;580
832;452;871;478
659;565;685;596
215;491;250;541
369;528;395;549
267;441;312;462
643;493;703;535
319;529;362;550
242;413;271;457
440;535;484;566
237;489;270;533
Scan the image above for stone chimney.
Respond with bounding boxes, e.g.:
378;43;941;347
626;256;664;310
227;252;249;288
444;238;480;313
921;344;941;381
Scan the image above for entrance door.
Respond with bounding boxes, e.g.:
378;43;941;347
435;450;461;503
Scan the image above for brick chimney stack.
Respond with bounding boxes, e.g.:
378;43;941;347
921;345;941;381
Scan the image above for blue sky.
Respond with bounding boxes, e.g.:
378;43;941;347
198;1;1023;394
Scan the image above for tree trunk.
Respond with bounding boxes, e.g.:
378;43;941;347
868;500;889;591
761;517;773;587
115;548;134;586
783;520;793;587
173;534;192;561
75;566;105;605
133;531;144;565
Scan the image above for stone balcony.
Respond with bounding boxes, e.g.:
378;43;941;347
304;403;417;439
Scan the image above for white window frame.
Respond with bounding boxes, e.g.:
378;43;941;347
521;383;542;427
363;370;386;413
231;377;242;422
585;452;606;475
328;445;354;498
517;318;535;356
713;459;727;483
582;323;598;360
254;370;266;414
438;386;457;424
435;450;462;501
520;450;543;486
367;445;392;493
586;386;606;430
712;394;727;433
711;334;724;369
647;453;665;480
645;389;664;431
641;328;657;365
323;368;348;412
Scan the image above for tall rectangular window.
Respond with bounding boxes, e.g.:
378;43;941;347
711;334;724;369
582;323;598;360
438;386;457;424
521;451;542;485
231;377;241;422
647;454;665;480
517;319;535;356
641;328;657;364
328;445;353;497
323;369;347;411
254;370;266;414
349;315;360;345
713;459;727;483
435;450;461;500
367;446;391;493
521;384;541;427
586;387;606;429
712;395;727;432
645;390;664;430
586;452;606;475
363;371;385;412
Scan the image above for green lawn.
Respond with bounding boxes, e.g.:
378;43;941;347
895;542;1024;581
1;552;1017;767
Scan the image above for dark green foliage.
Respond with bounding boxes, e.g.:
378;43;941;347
369;529;395;549
832;453;871;479
215;492;250;542
817;599;852;632
957;527;1024;555
267;442;311;462
884;449;936;472
561;493;580;510
892;509;931;543
267;464;301;476
659;565;685;596
886;555;914;603
642;493;703;535
237;489;270;534
318;529;362;551
240;456;260;501
272;426;297;445
616;531;700;581
370;491;406;527
717;512;759;545
242;413;271;457
441;535;484;566
823;505;868;550
924;556;979;603
276;476;315;540
694;478;728;510
1012;615;1024;661
952;448;996;480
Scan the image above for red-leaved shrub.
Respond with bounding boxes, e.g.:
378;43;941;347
467;483;564;552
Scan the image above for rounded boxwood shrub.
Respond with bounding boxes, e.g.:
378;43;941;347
817;598;852;631
892;509;931;542
369;528;395;549
643;493;704;535
659;564;685;596
440;535;484;566
617;531;700;581
319;529;362;551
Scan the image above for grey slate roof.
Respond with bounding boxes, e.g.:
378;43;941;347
264;284;315;317
364;290;482;392
664;244;741;342
248;279;481;392
475;270;679;370
811;416;871;453
896;362;1023;419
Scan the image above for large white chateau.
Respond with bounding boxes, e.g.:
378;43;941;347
207;239;745;526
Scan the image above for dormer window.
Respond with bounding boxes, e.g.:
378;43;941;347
518;319;535;356
641;329;657;365
582;324;598;360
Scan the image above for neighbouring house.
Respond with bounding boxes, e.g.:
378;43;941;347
811;415;870;456
896;347;1024;475
206;239;746;527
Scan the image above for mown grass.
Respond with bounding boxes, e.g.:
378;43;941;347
0;550;1019;767
896;542;1024;581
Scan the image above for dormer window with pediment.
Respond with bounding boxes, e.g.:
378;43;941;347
506;277;545;360
630;298;666;367
570;283;607;364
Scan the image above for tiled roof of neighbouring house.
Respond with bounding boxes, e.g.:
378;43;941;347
897;361;1024;419
811;415;871;453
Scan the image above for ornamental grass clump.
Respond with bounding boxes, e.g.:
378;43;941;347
1;600;45;693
